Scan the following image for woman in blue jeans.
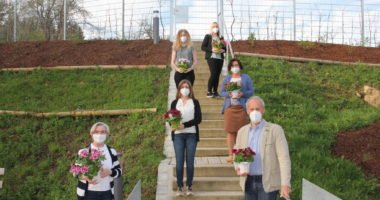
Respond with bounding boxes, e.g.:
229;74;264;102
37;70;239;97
170;79;202;196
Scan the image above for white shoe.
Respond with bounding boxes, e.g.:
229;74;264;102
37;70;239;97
176;188;184;196
186;186;193;196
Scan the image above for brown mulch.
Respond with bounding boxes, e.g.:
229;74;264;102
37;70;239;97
0;40;172;68
232;40;380;64
332;121;380;181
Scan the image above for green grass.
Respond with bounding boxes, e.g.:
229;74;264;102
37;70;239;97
0;68;168;112
0;67;170;200
239;56;380;200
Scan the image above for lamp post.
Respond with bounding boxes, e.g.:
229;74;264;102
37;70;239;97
153;10;160;44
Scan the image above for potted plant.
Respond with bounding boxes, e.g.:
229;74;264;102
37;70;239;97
232;147;256;174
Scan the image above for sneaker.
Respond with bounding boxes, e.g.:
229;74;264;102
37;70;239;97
176;187;184;196
186;186;193;196
206;92;213;98
213;92;221;98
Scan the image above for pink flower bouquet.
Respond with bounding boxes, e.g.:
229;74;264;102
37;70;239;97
70;149;106;179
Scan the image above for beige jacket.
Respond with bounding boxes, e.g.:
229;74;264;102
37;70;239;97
235;122;291;192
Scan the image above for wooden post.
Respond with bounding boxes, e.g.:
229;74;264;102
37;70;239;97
0;168;4;189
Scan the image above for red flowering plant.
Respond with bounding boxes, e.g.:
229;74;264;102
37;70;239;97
232;147;256;163
163;109;182;129
70;149;106;179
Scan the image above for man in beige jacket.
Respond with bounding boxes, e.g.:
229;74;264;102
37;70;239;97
235;96;291;200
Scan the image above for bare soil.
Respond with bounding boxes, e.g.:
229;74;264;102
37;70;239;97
232;40;380;64
0;40;172;68
333;121;380;181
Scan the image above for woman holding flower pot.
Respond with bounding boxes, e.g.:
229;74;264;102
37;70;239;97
75;122;122;200
201;22;226;97
170;79;202;196
171;29;198;88
221;58;254;164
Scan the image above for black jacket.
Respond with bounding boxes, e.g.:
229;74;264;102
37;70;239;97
201;34;227;59
170;98;202;142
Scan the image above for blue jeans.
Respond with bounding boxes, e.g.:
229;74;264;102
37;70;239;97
245;175;278;200
84;190;113;200
173;133;197;188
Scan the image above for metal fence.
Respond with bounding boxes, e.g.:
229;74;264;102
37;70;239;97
1;0;379;47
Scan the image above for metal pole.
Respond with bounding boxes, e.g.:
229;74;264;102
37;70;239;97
114;153;124;200
153;10;160;44
13;0;17;42
293;0;296;40
122;0;125;40
170;0;174;41
63;0;67;40
218;0;224;37
360;0;365;46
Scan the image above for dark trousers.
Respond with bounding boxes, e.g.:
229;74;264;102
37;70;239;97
173;133;197;188
206;58;224;93
245;175;278;200
84;190;113;200
174;70;195;88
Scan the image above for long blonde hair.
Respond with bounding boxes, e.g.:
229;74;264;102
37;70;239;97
172;29;192;51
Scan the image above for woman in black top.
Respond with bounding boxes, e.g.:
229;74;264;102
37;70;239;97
201;22;227;98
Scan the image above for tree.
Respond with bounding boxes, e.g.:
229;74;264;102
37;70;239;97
27;0;88;40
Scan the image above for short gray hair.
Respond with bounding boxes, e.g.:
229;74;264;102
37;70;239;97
90;122;110;134
246;96;265;109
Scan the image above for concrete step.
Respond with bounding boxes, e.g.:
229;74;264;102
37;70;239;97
199;120;224;129
172;191;243;200
173;164;236;177
173;177;241;191
202;112;223;120
196;147;228;157
199;128;226;138
197;97;224;103
198;138;226;148
196;103;221;110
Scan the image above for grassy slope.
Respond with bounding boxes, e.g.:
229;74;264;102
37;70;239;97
0;68;169;200
239;56;380;200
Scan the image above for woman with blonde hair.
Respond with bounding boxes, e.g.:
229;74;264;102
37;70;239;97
201;22;226;97
171;29;198;88
169;79;202;196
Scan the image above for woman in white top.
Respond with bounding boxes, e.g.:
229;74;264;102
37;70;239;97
76;122;122;200
170;79;202;196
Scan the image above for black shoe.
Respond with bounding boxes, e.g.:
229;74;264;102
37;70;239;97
213;92;221;98
206;92;213;98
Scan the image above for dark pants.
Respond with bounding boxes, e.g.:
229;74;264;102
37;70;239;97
245;175;278;200
173;133;197;188
174;70;195;88
206;58;224;93
84;190;113;200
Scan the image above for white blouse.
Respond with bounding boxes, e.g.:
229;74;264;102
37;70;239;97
175;99;196;134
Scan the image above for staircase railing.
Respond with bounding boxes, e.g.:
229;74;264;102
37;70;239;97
220;16;234;76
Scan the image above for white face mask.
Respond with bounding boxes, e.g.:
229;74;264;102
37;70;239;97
180;36;187;43
212;27;219;33
249;110;262;124
231;67;240;74
180;88;190;96
92;133;107;144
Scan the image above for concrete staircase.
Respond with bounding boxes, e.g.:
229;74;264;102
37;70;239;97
170;42;243;199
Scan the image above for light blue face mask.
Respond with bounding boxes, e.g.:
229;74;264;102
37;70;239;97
180;88;190;96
